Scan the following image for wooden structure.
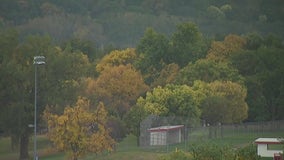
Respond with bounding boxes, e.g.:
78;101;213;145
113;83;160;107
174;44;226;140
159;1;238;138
148;125;184;146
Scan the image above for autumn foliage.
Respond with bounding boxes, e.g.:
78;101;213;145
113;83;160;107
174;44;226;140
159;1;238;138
91;64;149;119
43;97;115;160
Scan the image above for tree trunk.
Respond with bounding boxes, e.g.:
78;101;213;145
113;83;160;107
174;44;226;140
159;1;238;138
209;125;213;139
220;124;223;138
136;126;140;146
19;132;29;160
213;126;217;138
11;134;19;151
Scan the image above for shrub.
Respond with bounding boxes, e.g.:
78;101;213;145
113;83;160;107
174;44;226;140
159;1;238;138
190;142;235;160
159;150;193;160
235;144;261;160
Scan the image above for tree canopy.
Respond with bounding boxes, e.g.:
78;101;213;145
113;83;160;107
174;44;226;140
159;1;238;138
90;64;149;119
136;84;201;125
44;97;115;160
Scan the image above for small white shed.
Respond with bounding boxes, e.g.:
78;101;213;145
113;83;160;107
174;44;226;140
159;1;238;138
148;125;184;146
255;138;284;157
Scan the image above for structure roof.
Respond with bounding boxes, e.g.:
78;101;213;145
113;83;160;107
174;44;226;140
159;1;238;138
148;125;184;132
255;138;284;144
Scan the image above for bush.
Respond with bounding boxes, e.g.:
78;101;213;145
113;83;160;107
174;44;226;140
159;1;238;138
159;143;262;160
235;144;261;160
190;142;235;160
159;150;193;160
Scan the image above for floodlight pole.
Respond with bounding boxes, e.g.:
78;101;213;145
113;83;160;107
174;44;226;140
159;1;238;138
33;56;45;160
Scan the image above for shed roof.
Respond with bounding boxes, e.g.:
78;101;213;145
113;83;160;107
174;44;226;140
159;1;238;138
255;138;284;144
148;125;184;132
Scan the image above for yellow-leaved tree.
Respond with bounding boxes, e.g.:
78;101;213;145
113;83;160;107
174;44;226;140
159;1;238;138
43;97;115;160
206;34;246;62
95;48;137;73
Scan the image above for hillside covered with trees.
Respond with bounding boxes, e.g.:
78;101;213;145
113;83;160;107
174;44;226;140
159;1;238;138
0;0;283;47
0;0;284;159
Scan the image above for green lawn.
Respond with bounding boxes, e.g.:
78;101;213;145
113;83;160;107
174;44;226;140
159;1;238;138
0;135;162;160
0;131;283;160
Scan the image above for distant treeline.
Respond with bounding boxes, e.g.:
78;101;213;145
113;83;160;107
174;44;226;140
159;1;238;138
0;0;283;47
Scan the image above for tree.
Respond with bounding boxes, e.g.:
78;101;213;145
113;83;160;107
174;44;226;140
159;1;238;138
207;5;225;20
106;116;127;142
136;84;201;125
244;32;264;50
43;97;115;160
96;48;137;73
124;105;148;145
62;38;102;61
91;64;149;119
151;63;180;87
257;46;284;120
176;58;244;86
170;22;207;67
192;80;248;138
206;34;246;62
201;96;230;138
0;31;52;159
231;43;284;121
201;96;230;126
198;81;249;124
0;30;93;159
136;28;170;84
230;50;268;121
42;45;92;111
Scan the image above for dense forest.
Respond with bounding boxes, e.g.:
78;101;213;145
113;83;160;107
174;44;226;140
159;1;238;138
0;0;284;47
0;0;284;159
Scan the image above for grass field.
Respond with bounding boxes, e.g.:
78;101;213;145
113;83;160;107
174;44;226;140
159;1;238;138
0;131;283;160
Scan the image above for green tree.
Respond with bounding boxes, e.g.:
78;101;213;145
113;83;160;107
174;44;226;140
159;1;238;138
231;43;284;121
245;32;264;50
230;50;268;121
190;80;248;138
124;105;147;145
136;28;170;84
62;38;102;61
39;45;92;115
198;81;249;124
207;5;225;20
176;59;244;86
258;46;284;120
44;97;115;160
201;96;230;138
0;31;92;159
0;31;52;159
170;22;207;67
136;84;201;125
201;96;230;126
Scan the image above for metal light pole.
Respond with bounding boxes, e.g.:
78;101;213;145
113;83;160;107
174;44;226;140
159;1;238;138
33;56;45;160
